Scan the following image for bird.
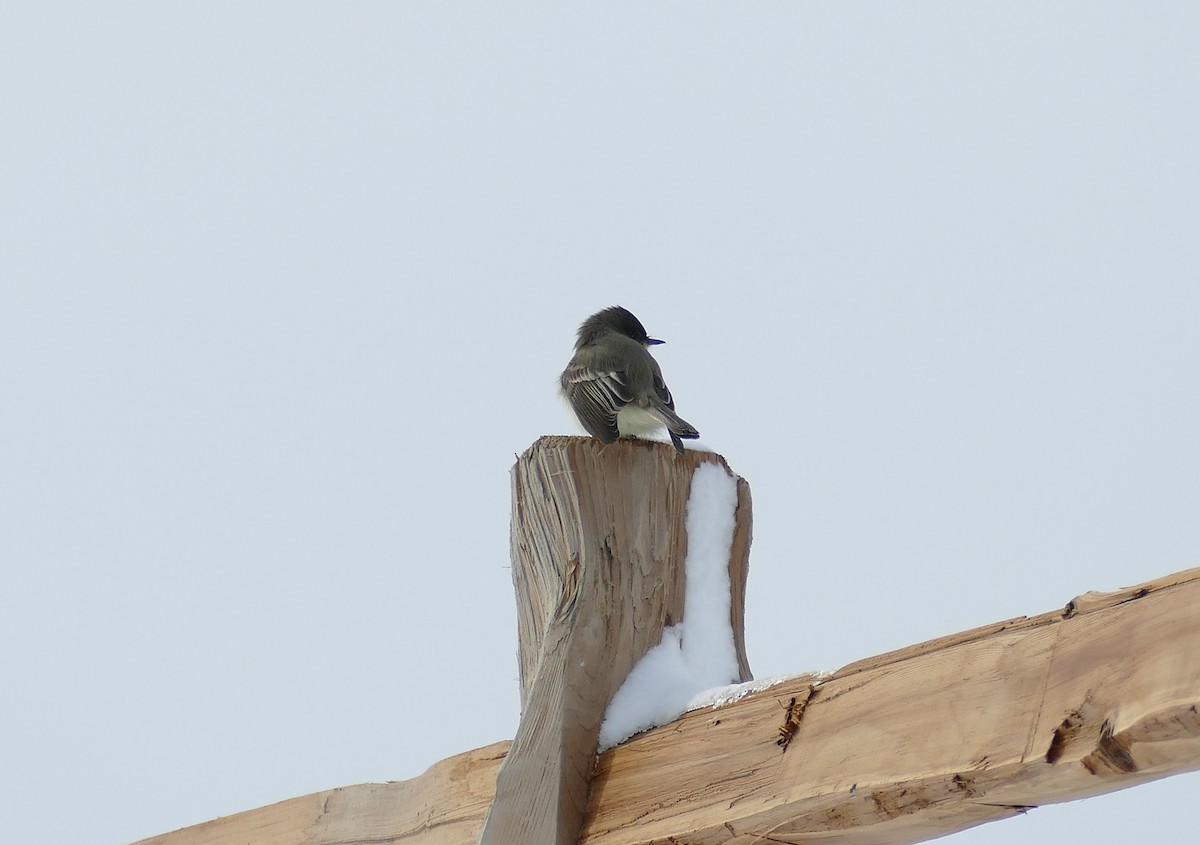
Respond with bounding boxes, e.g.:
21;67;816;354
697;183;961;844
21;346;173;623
560;306;699;453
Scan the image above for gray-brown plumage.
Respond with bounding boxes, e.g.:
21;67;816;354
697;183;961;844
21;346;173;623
560;306;699;453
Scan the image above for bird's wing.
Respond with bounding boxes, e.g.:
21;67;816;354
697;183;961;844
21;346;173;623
649;360;676;410
647;358;699;439
561;360;632;442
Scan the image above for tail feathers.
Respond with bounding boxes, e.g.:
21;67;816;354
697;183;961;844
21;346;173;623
667;430;684;453
653;404;699;438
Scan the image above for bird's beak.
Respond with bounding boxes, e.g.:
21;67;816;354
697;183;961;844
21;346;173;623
647;337;665;346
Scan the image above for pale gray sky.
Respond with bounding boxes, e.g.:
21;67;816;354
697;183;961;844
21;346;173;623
2;4;1198;844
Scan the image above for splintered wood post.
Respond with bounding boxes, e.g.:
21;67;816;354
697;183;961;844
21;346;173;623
477;436;754;845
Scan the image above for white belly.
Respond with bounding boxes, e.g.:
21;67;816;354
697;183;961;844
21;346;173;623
616;404;665;437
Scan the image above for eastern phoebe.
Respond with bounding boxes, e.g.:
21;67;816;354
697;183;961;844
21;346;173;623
561;306;700;453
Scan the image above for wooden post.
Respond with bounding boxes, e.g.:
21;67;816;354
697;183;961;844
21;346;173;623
477;436;753;845
127;438;1200;845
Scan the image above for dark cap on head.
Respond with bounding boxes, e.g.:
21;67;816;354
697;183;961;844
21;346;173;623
575;305;664;349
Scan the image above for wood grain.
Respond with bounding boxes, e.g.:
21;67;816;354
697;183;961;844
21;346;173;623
480;437;753;845
582;567;1200;844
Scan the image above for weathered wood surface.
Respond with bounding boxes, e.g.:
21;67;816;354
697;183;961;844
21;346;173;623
132;742;509;845
584;566;1200;844
133;566;1200;845
479;436;753;845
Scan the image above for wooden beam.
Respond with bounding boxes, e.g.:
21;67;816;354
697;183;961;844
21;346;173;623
584;567;1200;844
133;566;1200;845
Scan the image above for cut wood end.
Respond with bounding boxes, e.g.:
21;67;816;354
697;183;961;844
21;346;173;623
520;435;740;473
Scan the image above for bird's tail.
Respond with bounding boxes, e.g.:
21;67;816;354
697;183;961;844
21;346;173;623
651;404;699;453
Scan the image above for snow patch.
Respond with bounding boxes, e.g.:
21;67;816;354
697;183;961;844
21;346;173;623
684;672;822;711
598;462;742;750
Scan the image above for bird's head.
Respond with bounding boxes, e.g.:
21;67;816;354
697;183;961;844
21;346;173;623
576;305;664;349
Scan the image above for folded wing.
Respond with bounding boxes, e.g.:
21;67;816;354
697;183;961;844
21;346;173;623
561;362;630;443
